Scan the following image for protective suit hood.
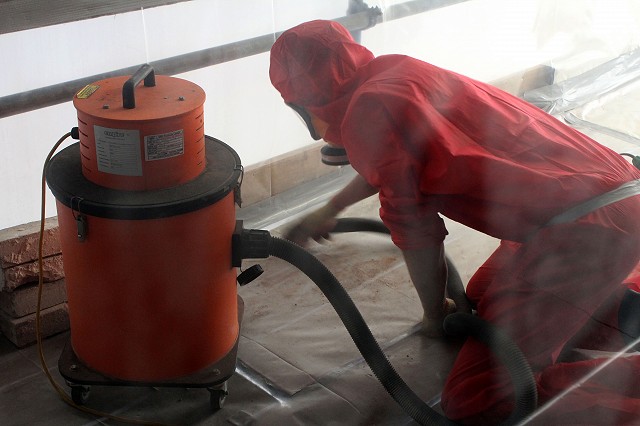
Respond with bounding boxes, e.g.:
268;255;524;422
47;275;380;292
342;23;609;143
269;20;375;145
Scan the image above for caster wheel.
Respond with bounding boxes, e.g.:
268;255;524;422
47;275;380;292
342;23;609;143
208;382;228;411
70;385;91;405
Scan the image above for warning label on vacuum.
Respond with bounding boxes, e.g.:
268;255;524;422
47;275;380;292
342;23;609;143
144;130;184;161
94;126;142;176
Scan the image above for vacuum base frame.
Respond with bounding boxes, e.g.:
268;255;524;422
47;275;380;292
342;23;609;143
58;296;244;409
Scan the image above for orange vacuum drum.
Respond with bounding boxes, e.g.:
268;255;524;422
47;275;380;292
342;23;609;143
47;136;243;382
73;65;206;191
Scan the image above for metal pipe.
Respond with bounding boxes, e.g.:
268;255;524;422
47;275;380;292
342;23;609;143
383;0;470;21
347;0;375;43
0;0;470;119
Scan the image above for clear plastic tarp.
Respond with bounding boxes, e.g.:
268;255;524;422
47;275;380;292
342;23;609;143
2;1;640;425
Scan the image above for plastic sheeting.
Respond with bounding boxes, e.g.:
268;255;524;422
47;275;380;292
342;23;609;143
524;49;640;116
564;75;640;150
5;2;640;425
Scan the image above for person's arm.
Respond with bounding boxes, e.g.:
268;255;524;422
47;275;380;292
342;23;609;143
329;173;378;212
402;242;455;337
285;174;377;245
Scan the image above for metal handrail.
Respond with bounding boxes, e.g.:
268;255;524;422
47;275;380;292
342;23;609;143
0;0;471;119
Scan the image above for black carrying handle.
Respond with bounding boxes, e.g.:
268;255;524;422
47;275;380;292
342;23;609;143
122;64;156;109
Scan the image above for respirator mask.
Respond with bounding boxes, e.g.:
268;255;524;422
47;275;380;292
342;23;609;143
286;103;349;166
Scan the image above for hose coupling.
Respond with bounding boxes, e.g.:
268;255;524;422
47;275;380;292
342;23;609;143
231;220;271;267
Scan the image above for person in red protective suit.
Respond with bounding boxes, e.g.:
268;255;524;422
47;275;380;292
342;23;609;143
269;20;640;425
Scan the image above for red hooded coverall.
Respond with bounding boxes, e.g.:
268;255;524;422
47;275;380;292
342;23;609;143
270;20;640;424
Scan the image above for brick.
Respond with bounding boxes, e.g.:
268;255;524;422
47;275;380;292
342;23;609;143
0;217;61;268
0;279;67;318
0;303;69;347
1;255;65;292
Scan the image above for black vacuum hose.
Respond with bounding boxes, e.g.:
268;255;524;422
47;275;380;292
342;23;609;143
265;218;537;425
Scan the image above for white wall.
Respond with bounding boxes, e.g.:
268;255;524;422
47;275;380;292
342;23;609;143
1;0;639;230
